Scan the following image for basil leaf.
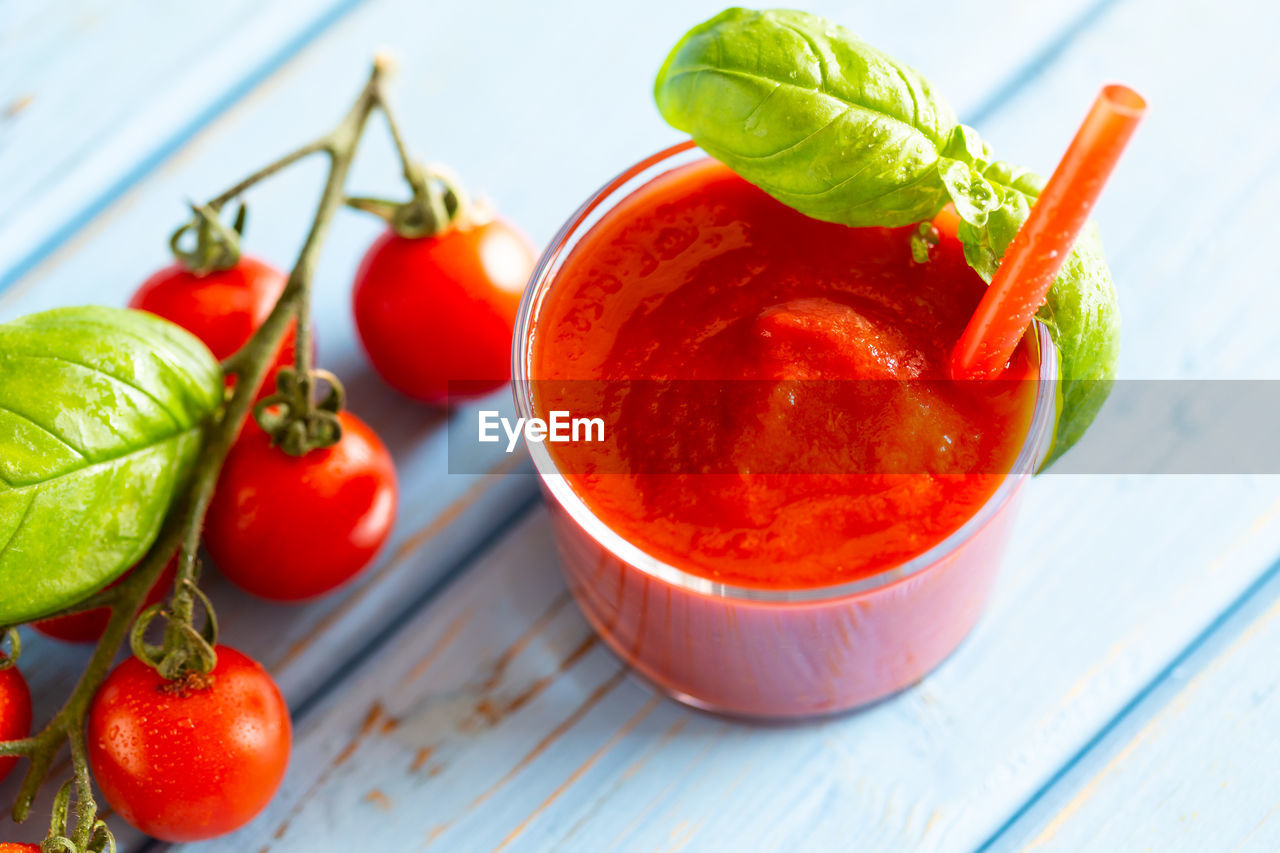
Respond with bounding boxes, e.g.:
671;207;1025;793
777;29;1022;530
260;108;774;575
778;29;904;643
654;7;999;227
957;161;1121;466
655;8;1122;466
0;306;222;623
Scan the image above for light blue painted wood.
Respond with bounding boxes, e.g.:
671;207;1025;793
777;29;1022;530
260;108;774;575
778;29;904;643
0;0;540;844
0;0;366;293
179;480;1280;853
0;0;1112;297
3;0;1275;850
986;554;1280;852
970;0;1280;846
0;0;1104;740
1013;578;1280;852
0;0;554;709
159;0;1280;849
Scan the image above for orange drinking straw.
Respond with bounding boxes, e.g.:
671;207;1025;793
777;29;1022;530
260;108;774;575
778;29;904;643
950;84;1146;380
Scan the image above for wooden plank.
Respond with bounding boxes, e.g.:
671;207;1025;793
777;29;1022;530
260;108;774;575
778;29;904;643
0;5;375;840
0;0;1217;847
0;0;541;843
968;0;1280;846
161;0;1280;849
1;0;1096;296
0;0;1102;747
987;561;1280;853
182;482;1280;853
0;0;567;706
0;0;366;292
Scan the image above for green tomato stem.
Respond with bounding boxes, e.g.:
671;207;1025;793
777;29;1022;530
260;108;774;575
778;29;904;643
285;59;386;428
67;728;96;848
4;512;180;825
207;138;330;212
0;57;401;843
344;60;471;240
165;57;388;660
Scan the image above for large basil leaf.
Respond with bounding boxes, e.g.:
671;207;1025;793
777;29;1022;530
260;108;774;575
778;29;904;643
653;7;999;227
0;306;222;623
957;162;1121;466
655;8;1122;465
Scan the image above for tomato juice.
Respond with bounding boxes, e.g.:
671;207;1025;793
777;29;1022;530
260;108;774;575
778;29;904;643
515;143;1055;716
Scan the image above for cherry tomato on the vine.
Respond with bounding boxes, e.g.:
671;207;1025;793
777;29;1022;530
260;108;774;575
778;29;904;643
87;645;290;842
34;557;178;644
130;255;298;398
0;843;40;852
0;660;32;784
353;216;536;403
205;411;397;601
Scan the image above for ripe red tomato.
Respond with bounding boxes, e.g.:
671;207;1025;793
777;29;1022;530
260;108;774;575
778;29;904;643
130;255;298;398
87;645;290;842
0;843;40;852
0;661;32;784
205;411;397;601
35;558;178;644
352;216;536;403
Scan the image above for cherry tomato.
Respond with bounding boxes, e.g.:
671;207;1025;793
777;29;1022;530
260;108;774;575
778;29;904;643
205;411;397;601
0;660;32;784
34;558;178;644
0;843;40;852
130;255;298;398
87;645;290;842
352;216;536;403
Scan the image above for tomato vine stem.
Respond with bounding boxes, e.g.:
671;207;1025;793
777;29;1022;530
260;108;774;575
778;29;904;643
207;138;329;212
0;56;410;847
345;58;472;240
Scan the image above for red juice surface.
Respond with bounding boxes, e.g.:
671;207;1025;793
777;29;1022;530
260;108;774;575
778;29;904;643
532;159;1037;590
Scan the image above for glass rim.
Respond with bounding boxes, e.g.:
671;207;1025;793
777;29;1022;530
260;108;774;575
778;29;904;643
512;141;1059;604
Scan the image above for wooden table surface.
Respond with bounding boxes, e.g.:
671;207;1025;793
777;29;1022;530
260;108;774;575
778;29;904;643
2;1;1277;850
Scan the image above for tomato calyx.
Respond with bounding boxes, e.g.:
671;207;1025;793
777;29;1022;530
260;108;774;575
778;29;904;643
43;779;116;853
169;201;248;275
0;627;20;670
348;161;473;239
156;669;214;699
130;577;219;682
253;365;347;456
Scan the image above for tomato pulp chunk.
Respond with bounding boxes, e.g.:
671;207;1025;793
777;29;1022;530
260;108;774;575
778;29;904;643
533;159;1038;589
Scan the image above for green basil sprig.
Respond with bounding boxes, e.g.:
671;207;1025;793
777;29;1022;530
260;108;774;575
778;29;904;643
957;162;1120;465
0;306;223;623
654;7;1120;465
653;8;1001;227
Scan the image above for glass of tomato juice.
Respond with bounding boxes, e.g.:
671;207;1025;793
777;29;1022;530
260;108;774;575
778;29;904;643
513;142;1057;719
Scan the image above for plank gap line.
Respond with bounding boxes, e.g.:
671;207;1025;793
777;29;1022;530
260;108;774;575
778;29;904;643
976;549;1280;853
